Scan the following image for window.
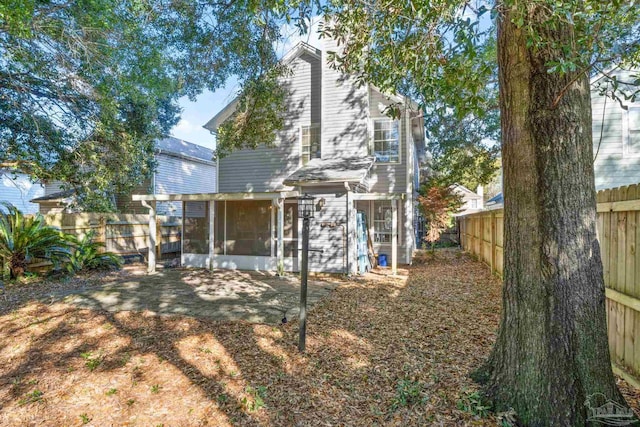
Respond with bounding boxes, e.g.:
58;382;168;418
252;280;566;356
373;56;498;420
373;119;400;163
373;201;393;243
470;199;478;209
627;107;640;156
301;125;321;165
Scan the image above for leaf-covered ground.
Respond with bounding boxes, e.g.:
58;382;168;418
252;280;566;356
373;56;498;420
1;251;638;426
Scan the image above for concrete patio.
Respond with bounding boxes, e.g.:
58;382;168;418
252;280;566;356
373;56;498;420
57;266;341;324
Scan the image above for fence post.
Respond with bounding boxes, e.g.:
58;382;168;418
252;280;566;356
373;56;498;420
479;213;484;259
490;211;496;274
156;216;162;261
98;216;107;252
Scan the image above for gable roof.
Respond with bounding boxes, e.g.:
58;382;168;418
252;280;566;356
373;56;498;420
451;183;480;198
203;42;321;133
155;137;215;164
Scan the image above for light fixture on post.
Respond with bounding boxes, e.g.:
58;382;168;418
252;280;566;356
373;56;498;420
298;193;315;219
297;193;315;352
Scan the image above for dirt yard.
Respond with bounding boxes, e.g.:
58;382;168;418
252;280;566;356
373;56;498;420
1;252;638;426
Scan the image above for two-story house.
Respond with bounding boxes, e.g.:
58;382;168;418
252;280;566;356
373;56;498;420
32;137;216;215
134;40;425;274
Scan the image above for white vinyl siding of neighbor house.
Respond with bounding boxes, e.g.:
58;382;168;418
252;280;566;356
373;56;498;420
624;107;640;156
1;172;45;214
592;68;640;190
217;52;321;192
154;153;216;216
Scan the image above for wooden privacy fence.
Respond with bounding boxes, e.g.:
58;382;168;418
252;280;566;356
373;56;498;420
43;213;181;258
459;184;640;387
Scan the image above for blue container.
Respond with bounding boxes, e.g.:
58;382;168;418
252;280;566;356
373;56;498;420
378;254;388;267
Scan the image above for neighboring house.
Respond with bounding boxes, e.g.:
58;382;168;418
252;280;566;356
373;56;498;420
452;184;484;216
32;137;216;215
134;40;425;274
480;67;640;209
0;171;45;214
592;67;640;190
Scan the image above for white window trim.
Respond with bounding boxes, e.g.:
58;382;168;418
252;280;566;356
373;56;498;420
623;106;640;158
371;118;402;164
300;124;321;166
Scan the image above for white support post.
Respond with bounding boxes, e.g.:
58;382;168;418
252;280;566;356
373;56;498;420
351;197;358;275
392;198;398;275
143;200;157;274
270;200;276;257
277;198;285;275
208;201;215;270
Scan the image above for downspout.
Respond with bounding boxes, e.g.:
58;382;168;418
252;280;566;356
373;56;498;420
344;181;351;275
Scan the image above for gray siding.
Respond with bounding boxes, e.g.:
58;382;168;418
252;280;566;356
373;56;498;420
214;41;416;267
218;53;321;192
154;153;217;216
0;172;45;214
592;68;640;190
44;180;65;195
306;188;349;273
320;38;369;159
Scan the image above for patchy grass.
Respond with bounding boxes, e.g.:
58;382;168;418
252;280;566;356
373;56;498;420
0;252;638;426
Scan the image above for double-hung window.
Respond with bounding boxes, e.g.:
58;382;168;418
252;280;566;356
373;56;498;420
301;124;321;165
373;119;400;163
626;107;640;156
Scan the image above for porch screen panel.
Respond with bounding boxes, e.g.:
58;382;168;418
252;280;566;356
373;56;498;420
214;201;224;254
183;201;209;254
225;200;272;256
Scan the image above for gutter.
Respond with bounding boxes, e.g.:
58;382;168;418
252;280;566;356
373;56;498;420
155;149;216;166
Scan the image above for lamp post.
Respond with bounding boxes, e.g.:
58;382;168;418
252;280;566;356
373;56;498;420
297;193;315;352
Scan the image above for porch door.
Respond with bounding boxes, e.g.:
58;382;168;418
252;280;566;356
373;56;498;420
283;199;299;263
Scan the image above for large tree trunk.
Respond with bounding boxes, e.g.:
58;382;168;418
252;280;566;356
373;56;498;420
478;4;630;425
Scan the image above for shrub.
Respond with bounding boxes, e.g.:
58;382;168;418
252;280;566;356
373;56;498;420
390;378;428;411
65;232;122;273
456;390;491;418
0;203;70;279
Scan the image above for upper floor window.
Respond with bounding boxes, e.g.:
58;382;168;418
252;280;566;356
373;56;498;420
373;119;400;163
301;124;321;165
626;107;640;156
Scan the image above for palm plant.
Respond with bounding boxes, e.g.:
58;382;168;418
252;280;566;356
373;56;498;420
65;232;123;273
0;203;71;279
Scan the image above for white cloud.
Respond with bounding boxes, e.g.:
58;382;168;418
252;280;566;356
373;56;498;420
174;118;197;134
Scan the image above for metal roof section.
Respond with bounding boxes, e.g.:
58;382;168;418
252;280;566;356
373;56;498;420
283;156;375;187
30;189;75;203
155;137;215;164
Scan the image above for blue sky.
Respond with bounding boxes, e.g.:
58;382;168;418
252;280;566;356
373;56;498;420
170;18;323;150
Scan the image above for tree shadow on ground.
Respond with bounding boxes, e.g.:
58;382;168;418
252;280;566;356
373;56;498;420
0;251;507;426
